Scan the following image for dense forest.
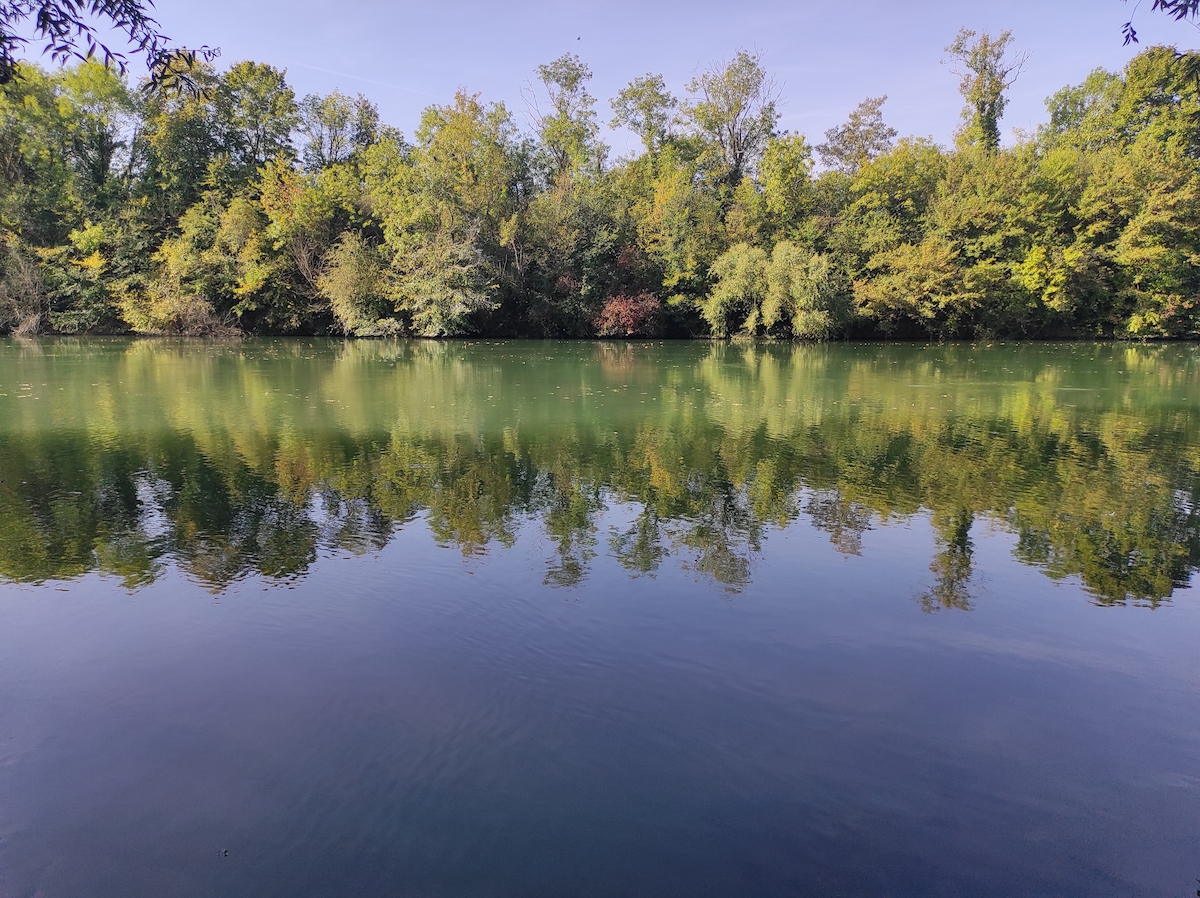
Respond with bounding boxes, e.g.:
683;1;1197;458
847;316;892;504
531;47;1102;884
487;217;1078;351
2;35;1200;339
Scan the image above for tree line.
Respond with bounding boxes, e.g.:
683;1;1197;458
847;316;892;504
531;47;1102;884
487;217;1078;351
2;34;1200;340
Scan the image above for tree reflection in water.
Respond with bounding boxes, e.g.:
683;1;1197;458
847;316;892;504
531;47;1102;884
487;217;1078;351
0;338;1197;605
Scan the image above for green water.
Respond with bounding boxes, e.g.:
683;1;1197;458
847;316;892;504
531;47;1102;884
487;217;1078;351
0;339;1198;896
2;338;1197;601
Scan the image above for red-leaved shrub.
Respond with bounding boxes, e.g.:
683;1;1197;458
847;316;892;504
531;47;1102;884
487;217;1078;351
594;293;662;337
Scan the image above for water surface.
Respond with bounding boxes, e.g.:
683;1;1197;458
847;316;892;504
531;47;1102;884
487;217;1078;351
1;339;1198;896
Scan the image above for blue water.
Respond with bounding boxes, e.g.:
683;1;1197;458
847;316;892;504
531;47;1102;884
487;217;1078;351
0;339;1197;897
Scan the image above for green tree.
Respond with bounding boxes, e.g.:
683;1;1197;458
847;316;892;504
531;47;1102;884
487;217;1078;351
759;133;815;239
1042;47;1200;157
135;60;222;225
610;73;677;155
246;156;366;331
632;144;724;312
702;241;767;336
0;63;77;244
391;225;495;336
366;91;521;334
216;61;298;178
854;236;963;334
520;175;625;335
318;231;396;336
121;192;226;333
298;90;380;171
397;91;521;240
848;137;947;247
944;29;1030;152
817;95;897;174
1040;68;1124;151
527;54;604;179
1109;139;1200;337
683;50;779;185
763;241;845;339
56;60;136;210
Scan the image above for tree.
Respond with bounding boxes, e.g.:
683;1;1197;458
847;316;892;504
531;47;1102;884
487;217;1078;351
817;95;897;174
633;145;724;306
683;50;779;185
702;242;767;336
216;61;297;177
364;91;521;335
1039;68;1124;151
526;53;603;178
121;191;226;333
759;133;814;235
848;137;947;243
763;241;844;339
135;60;222;225
318;231;396;336
248;156;364;330
704;239;845;339
8;37;1200;342
396;89;522;248
944;29;1030;152
854;236;964;335
55;61;135;207
0;0;214;89
0;232;46;332
392;226;496;336
298;90;380;171
1039;46;1200;157
610;73;677;155
0;62;79;243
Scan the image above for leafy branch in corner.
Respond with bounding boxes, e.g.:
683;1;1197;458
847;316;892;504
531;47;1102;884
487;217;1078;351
0;0;217;92
1123;0;1200;44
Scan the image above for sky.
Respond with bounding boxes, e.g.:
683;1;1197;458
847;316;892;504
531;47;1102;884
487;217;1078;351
31;0;1200;154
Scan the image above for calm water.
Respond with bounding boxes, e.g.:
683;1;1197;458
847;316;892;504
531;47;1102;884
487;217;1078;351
1;339;1198;897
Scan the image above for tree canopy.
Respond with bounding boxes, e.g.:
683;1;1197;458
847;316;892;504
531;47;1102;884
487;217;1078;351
944;29;1030;151
2;34;1200;341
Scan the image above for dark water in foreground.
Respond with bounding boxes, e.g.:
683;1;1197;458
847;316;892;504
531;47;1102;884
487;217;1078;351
0;339;1198;897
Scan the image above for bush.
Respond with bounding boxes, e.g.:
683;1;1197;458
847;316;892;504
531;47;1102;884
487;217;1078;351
0;236;47;335
594;292;662;337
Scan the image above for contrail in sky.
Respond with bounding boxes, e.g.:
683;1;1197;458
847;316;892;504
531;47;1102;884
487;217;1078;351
290;63;446;100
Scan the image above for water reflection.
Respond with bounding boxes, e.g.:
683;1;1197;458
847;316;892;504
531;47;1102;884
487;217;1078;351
1;338;1197;604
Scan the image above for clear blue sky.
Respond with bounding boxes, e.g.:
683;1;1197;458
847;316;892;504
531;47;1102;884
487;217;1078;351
76;0;1200;152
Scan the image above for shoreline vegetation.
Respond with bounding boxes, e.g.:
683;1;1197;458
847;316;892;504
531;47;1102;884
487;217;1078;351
2;36;1200;341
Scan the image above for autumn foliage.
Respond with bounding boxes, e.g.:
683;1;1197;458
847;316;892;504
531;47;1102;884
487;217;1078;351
594;293;662;337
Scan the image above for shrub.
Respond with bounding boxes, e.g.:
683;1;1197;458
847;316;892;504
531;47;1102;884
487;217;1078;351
594;292;662;337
